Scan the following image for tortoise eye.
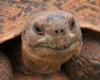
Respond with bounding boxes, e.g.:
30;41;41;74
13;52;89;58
33;22;44;35
69;18;75;30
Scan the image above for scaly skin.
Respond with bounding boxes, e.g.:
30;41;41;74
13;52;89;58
0;51;13;80
65;30;100;80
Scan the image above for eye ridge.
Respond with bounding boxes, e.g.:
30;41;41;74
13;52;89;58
69;18;75;30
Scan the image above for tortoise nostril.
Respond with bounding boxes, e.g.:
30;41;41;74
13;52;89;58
55;30;59;34
61;29;64;33
54;28;65;35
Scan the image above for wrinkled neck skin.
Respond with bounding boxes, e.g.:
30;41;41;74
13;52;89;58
20;32;82;75
21;32;64;75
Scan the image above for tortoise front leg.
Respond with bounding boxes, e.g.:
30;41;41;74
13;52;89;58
0;51;13;80
65;31;100;80
15;70;70;80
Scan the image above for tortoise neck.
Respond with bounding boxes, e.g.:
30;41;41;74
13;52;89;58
19;43;36;75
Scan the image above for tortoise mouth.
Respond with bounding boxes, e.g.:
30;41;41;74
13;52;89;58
29;39;81;53
54;40;80;52
51;39;81;53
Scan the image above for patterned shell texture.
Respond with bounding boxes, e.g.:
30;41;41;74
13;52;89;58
0;0;100;43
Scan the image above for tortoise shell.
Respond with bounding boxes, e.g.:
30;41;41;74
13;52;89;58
0;0;100;80
0;0;100;43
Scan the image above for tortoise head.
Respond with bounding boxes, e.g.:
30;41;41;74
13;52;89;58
21;11;82;74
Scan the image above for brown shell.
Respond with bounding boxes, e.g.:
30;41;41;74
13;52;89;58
0;0;100;43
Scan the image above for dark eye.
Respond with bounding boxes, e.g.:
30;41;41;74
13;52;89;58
69;18;75;30
33;22;44;35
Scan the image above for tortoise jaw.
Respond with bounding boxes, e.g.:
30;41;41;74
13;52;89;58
28;39;81;53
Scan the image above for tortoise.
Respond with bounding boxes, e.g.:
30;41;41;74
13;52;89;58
0;0;100;80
